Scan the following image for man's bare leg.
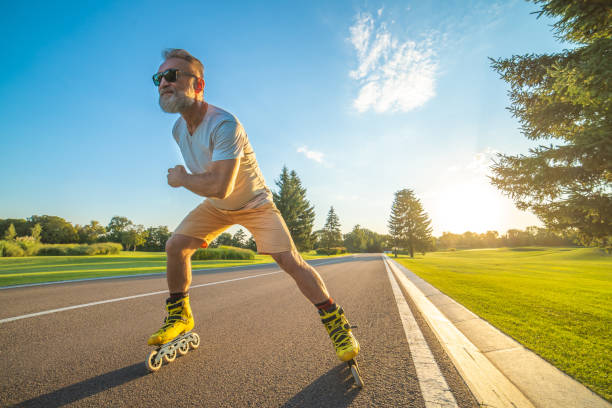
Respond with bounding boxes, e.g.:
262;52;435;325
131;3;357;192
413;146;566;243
165;233;204;293
270;249;330;304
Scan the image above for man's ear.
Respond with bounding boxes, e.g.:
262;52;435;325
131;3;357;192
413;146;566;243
195;78;205;93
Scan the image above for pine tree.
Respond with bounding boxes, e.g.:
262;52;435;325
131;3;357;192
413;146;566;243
4;223;16;241
322;206;342;250
232;229;247;248
388;189;433;258
490;0;612;250
273;166;316;251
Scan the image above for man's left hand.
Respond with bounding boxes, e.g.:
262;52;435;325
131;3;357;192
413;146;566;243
167;165;188;187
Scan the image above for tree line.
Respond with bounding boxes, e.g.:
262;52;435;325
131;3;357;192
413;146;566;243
0;164;587;256
0;216;171;251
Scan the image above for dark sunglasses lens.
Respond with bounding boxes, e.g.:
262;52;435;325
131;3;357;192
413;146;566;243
166;69;178;82
152;69;179;86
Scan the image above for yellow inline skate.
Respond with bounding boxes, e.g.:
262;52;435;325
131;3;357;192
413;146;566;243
146;296;199;372
319;305;363;387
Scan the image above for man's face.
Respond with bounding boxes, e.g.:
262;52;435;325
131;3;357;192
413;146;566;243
156;58;199;113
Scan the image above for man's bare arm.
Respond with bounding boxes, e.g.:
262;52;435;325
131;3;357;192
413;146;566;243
167;158;240;198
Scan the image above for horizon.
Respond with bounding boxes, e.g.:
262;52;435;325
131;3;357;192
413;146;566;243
1;0;566;236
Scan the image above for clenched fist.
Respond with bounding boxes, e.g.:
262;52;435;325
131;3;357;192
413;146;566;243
167;165;188;187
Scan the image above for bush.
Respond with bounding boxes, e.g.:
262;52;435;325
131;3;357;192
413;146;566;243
90;243;122;255
0;240;25;257
192;245;255;260
36;243;122;256
16;237;40;256
315;247;347;256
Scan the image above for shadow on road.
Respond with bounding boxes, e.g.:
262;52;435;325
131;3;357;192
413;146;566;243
279;363;362;408
12;362;147;407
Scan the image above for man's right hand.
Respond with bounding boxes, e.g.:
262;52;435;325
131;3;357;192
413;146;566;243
167;165;188;188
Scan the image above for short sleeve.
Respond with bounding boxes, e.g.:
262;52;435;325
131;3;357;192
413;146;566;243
171;119;181;144
211;120;245;161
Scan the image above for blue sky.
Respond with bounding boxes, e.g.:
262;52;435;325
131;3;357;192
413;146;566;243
1;0;566;236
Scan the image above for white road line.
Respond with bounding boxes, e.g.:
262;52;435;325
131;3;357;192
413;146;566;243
0;257;352;290
383;256;459;408
0;271;281;324
0;257;346;324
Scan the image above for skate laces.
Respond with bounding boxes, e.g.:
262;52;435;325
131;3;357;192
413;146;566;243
321;307;353;351
160;299;188;329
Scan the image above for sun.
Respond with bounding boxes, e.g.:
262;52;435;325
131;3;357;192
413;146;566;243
427;180;506;234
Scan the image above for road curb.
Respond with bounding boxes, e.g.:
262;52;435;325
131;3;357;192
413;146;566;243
384;255;611;408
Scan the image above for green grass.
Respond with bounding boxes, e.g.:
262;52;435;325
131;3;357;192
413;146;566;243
0;250;352;287
393;247;612;401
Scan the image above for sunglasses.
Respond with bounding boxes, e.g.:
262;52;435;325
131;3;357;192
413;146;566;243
152;69;198;86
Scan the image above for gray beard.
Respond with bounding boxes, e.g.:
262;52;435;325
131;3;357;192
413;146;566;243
159;92;195;113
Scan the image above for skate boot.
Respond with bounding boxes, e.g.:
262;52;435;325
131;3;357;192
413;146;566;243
319;305;364;387
145;296;200;372
319;305;360;362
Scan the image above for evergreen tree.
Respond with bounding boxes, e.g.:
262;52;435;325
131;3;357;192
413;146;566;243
490;0;612;250
388;189;433;258
231;229;247;248
246;235;257;252
322;206;342;250
30;223;42;242
4;224;16;241
273;166;316;251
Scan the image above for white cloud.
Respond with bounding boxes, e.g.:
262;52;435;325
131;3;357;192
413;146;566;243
297;146;324;163
348;12;437;113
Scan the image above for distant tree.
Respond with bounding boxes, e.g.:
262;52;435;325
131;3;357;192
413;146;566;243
211;232;233;247
321;206;342;250
122;225;148;251
246;235;257;252
490;0;612;250
106;216;134;243
142;226;171;251
28;215;78;243
30;223;42;242
77;221;106;244
344;225;367;253
388;189;433;258
343;225;386;253
0;219;29;237
273;166;316;251
231;229;247;248
3;224;16;241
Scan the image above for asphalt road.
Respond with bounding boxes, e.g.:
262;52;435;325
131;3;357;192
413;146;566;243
0;254;478;407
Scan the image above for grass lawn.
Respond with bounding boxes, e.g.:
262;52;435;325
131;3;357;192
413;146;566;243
0;250;351;287
394;247;611;401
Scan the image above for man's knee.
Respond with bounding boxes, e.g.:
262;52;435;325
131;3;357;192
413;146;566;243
166;234;202;258
272;249;303;273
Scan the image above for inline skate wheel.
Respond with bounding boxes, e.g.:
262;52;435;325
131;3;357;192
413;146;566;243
349;360;364;388
178;340;189;356
146;350;163;372
163;348;177;362
189;333;200;349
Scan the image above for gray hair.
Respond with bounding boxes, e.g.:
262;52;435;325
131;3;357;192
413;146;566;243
162;48;204;79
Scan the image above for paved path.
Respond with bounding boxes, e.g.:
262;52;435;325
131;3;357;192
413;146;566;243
0;255;478;407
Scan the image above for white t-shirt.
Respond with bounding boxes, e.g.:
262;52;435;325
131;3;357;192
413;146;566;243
172;103;272;210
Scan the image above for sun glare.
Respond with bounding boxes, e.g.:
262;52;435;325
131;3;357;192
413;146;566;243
427;181;507;235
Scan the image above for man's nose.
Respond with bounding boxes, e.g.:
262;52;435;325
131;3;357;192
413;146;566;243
159;78;171;91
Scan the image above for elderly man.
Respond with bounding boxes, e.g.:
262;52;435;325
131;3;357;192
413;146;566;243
148;49;359;366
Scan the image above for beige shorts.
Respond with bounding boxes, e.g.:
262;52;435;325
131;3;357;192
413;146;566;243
174;200;295;254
